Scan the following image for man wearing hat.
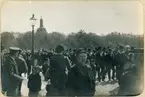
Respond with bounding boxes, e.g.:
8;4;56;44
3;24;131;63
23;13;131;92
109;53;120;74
94;46;102;82
114;45;128;84
117;59;139;96
47;45;71;96
3;47;25;96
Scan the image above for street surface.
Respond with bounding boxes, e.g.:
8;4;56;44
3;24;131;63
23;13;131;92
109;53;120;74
21;72;119;96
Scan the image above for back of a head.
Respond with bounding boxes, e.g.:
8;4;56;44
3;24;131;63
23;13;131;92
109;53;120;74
55;45;64;53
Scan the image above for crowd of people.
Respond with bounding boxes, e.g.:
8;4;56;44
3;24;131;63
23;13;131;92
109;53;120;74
1;44;143;96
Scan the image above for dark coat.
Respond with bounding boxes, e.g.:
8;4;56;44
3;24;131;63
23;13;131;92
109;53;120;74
15;56;28;75
3;56;23;95
114;52;128;67
118;67;141;96
104;53;113;65
28;73;41;92
95;52;105;67
67;64;95;96
49;54;71;89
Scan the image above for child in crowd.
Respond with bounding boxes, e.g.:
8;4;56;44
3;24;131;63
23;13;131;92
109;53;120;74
28;65;42;97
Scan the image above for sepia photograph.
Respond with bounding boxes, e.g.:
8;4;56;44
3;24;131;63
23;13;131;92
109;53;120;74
0;0;144;96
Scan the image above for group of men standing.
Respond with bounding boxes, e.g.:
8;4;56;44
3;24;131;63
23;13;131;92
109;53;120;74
1;44;143;96
1;47;28;96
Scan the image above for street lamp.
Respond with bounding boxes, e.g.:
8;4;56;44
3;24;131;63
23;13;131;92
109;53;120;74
30;14;37;66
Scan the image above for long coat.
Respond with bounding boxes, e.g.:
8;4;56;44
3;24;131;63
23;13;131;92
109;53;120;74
67;64;95;96
118;67;141;96
3;56;23;96
49;54;71;89
15;56;28;75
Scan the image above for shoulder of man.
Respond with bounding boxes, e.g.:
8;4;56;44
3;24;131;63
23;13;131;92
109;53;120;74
18;56;25;61
69;64;78;72
85;64;92;70
5;56;13;63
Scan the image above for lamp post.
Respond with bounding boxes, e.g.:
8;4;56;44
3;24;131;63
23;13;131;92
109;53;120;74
30;14;37;66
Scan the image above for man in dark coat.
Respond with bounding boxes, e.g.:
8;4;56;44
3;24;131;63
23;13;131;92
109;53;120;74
67;49;95;96
3;47;25;96
117;63;140;95
15;49;28;96
95;46;103;82
103;48;113;81
47;45;71;96
114;45;127;83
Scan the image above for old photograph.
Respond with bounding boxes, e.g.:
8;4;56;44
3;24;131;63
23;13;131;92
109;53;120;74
0;0;144;96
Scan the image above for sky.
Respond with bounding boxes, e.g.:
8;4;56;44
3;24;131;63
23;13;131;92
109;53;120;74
1;1;144;35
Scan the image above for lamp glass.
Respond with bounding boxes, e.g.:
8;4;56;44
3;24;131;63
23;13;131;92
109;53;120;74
30;19;37;26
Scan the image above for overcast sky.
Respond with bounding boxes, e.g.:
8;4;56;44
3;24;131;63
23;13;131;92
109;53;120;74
1;1;143;35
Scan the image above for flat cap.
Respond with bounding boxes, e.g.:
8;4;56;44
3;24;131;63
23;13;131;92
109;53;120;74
76;48;87;56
